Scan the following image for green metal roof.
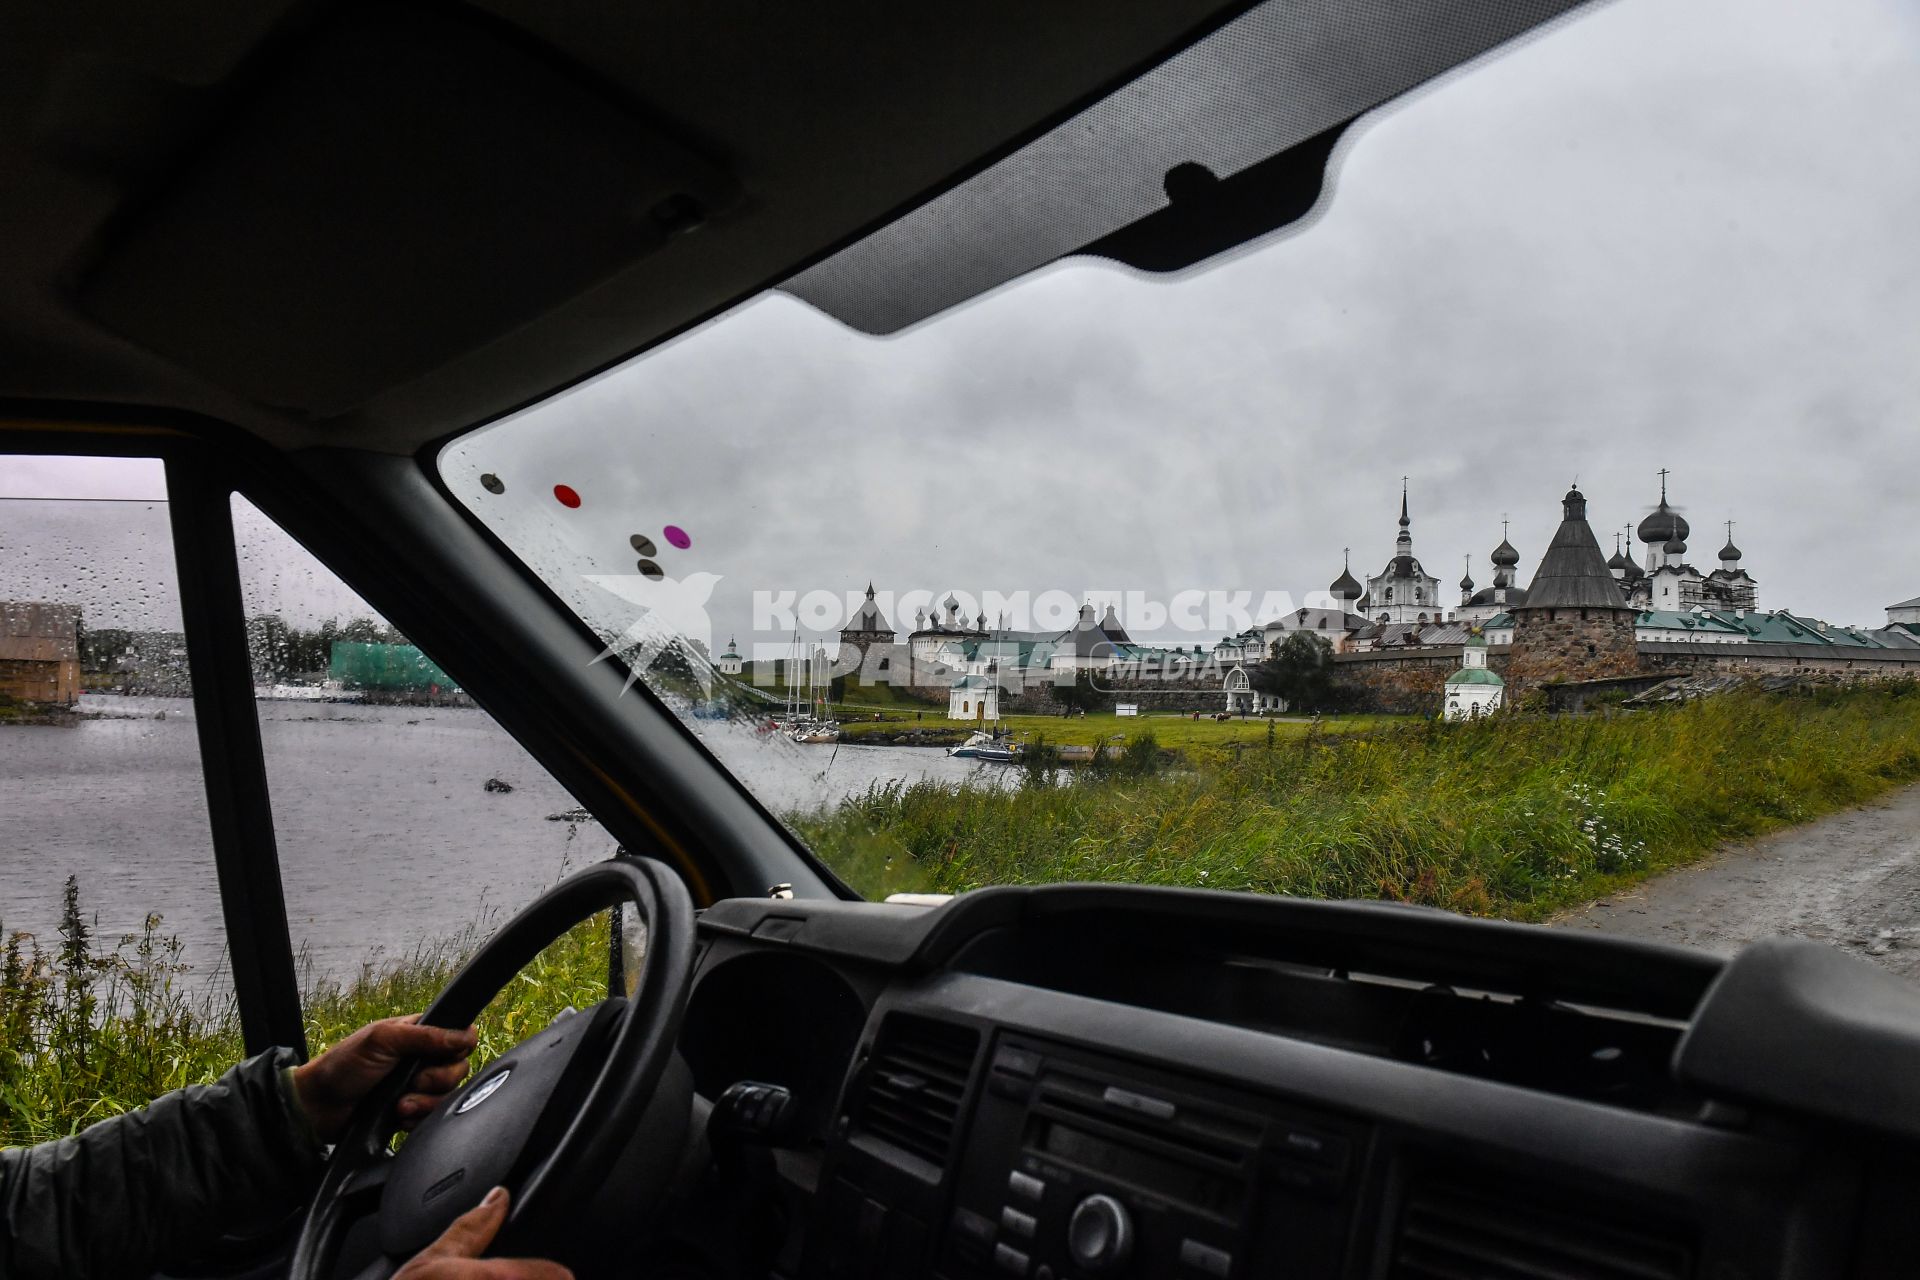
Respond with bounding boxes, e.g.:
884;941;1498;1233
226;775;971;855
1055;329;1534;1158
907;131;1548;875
1635;609;1746;636
1446;667;1504;686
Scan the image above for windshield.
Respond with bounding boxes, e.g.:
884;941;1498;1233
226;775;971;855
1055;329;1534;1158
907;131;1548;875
442;0;1920;972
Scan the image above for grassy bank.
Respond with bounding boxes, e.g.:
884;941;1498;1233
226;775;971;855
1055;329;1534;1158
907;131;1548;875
836;711;1393;751
797;684;1920;911
1;880;606;1147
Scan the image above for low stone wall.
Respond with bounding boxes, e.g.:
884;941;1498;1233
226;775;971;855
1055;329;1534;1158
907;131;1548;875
844;638;1920;721
1639;643;1920;682
1331;647;1475;715
1540;674;1671;713
1000;675;1240;715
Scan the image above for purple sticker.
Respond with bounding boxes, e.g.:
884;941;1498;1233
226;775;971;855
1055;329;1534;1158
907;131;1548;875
663;525;691;549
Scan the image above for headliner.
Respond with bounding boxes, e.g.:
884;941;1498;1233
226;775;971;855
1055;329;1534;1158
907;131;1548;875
0;1;1583;458
0;1;1246;454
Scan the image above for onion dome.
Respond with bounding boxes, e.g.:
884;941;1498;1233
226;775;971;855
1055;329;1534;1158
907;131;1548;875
1719;538;1741;563
1664;536;1686;556
1460;569;1475;591
1491;537;1520;568
1606;548;1627;572
1330;546;1363;601
1638;473;1691;546
1637;505;1686;545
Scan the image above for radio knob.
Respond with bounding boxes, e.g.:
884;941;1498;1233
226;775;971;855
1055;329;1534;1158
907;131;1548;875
1067;1194;1134;1272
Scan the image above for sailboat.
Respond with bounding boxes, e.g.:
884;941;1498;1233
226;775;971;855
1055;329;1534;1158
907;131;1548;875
948;728;1020;762
779;633;840;744
947;686;1017;761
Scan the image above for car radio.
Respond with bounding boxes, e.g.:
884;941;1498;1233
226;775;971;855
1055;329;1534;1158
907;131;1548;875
942;1036;1363;1279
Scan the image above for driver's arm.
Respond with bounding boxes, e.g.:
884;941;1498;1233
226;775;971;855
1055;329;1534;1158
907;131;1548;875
0;1044;325;1278
0;1016;515;1280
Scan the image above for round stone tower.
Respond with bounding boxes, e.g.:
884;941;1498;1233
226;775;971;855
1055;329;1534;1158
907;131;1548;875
1506;487;1640;694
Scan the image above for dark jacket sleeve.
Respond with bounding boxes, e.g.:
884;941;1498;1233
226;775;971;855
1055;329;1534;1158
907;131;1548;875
0;1047;327;1280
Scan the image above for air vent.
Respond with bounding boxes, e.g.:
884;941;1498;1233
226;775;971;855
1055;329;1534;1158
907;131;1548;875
853;1014;980;1168
1392;1174;1691;1280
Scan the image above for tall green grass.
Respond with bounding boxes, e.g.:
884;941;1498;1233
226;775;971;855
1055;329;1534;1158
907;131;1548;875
1;878;606;1148
797;684;1920;913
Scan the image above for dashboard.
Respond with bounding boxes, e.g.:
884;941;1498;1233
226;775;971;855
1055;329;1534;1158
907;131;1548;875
674;883;1920;1280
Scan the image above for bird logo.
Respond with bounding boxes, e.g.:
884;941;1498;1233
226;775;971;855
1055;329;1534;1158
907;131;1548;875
585;570;723;696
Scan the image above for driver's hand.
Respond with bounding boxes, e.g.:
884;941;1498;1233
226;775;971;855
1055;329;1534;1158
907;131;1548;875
395;1187;572;1280
293;1013;479;1143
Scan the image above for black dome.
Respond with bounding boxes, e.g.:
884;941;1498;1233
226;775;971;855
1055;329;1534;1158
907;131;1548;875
1637;501;1690;546
1468;584;1529;607
1491;538;1520;567
1330;567;1362;600
1664;536;1686;555
1719;540;1742;562
1606;549;1628;571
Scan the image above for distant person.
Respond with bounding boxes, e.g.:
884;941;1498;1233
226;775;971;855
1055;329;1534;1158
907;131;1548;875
0;1015;570;1279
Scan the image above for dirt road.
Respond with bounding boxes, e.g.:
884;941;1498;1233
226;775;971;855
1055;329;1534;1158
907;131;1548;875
1554;783;1920;980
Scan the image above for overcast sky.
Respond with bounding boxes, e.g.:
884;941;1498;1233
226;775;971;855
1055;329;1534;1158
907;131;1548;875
7;0;1918;652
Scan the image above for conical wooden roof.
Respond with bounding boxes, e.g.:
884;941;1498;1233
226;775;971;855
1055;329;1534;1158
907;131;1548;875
1521;489;1634;612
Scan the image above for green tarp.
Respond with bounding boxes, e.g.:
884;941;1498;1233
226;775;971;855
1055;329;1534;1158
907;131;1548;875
328;641;459;692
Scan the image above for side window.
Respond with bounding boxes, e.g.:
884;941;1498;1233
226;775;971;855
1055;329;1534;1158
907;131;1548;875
0;455;240;1143
228;496;612;1048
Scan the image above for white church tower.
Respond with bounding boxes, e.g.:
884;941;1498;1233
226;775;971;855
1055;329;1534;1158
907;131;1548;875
1364;481;1443;624
1444;633;1504;720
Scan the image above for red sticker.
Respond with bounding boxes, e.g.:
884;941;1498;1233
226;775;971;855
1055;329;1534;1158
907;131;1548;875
554;484;581;508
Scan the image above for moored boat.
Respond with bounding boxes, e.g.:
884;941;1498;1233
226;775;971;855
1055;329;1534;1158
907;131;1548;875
948;729;1019;762
790;720;841;744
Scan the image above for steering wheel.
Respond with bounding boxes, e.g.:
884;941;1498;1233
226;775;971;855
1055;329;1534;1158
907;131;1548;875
290;856;696;1279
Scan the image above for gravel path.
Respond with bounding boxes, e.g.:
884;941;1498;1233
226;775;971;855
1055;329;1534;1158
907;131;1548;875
1554;782;1920;980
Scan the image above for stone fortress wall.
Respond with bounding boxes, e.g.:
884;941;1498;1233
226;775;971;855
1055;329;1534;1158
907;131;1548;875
1332;641;1919;715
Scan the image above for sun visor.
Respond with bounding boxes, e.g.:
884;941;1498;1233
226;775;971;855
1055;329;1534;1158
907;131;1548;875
79;3;738;417
781;0;1589;335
